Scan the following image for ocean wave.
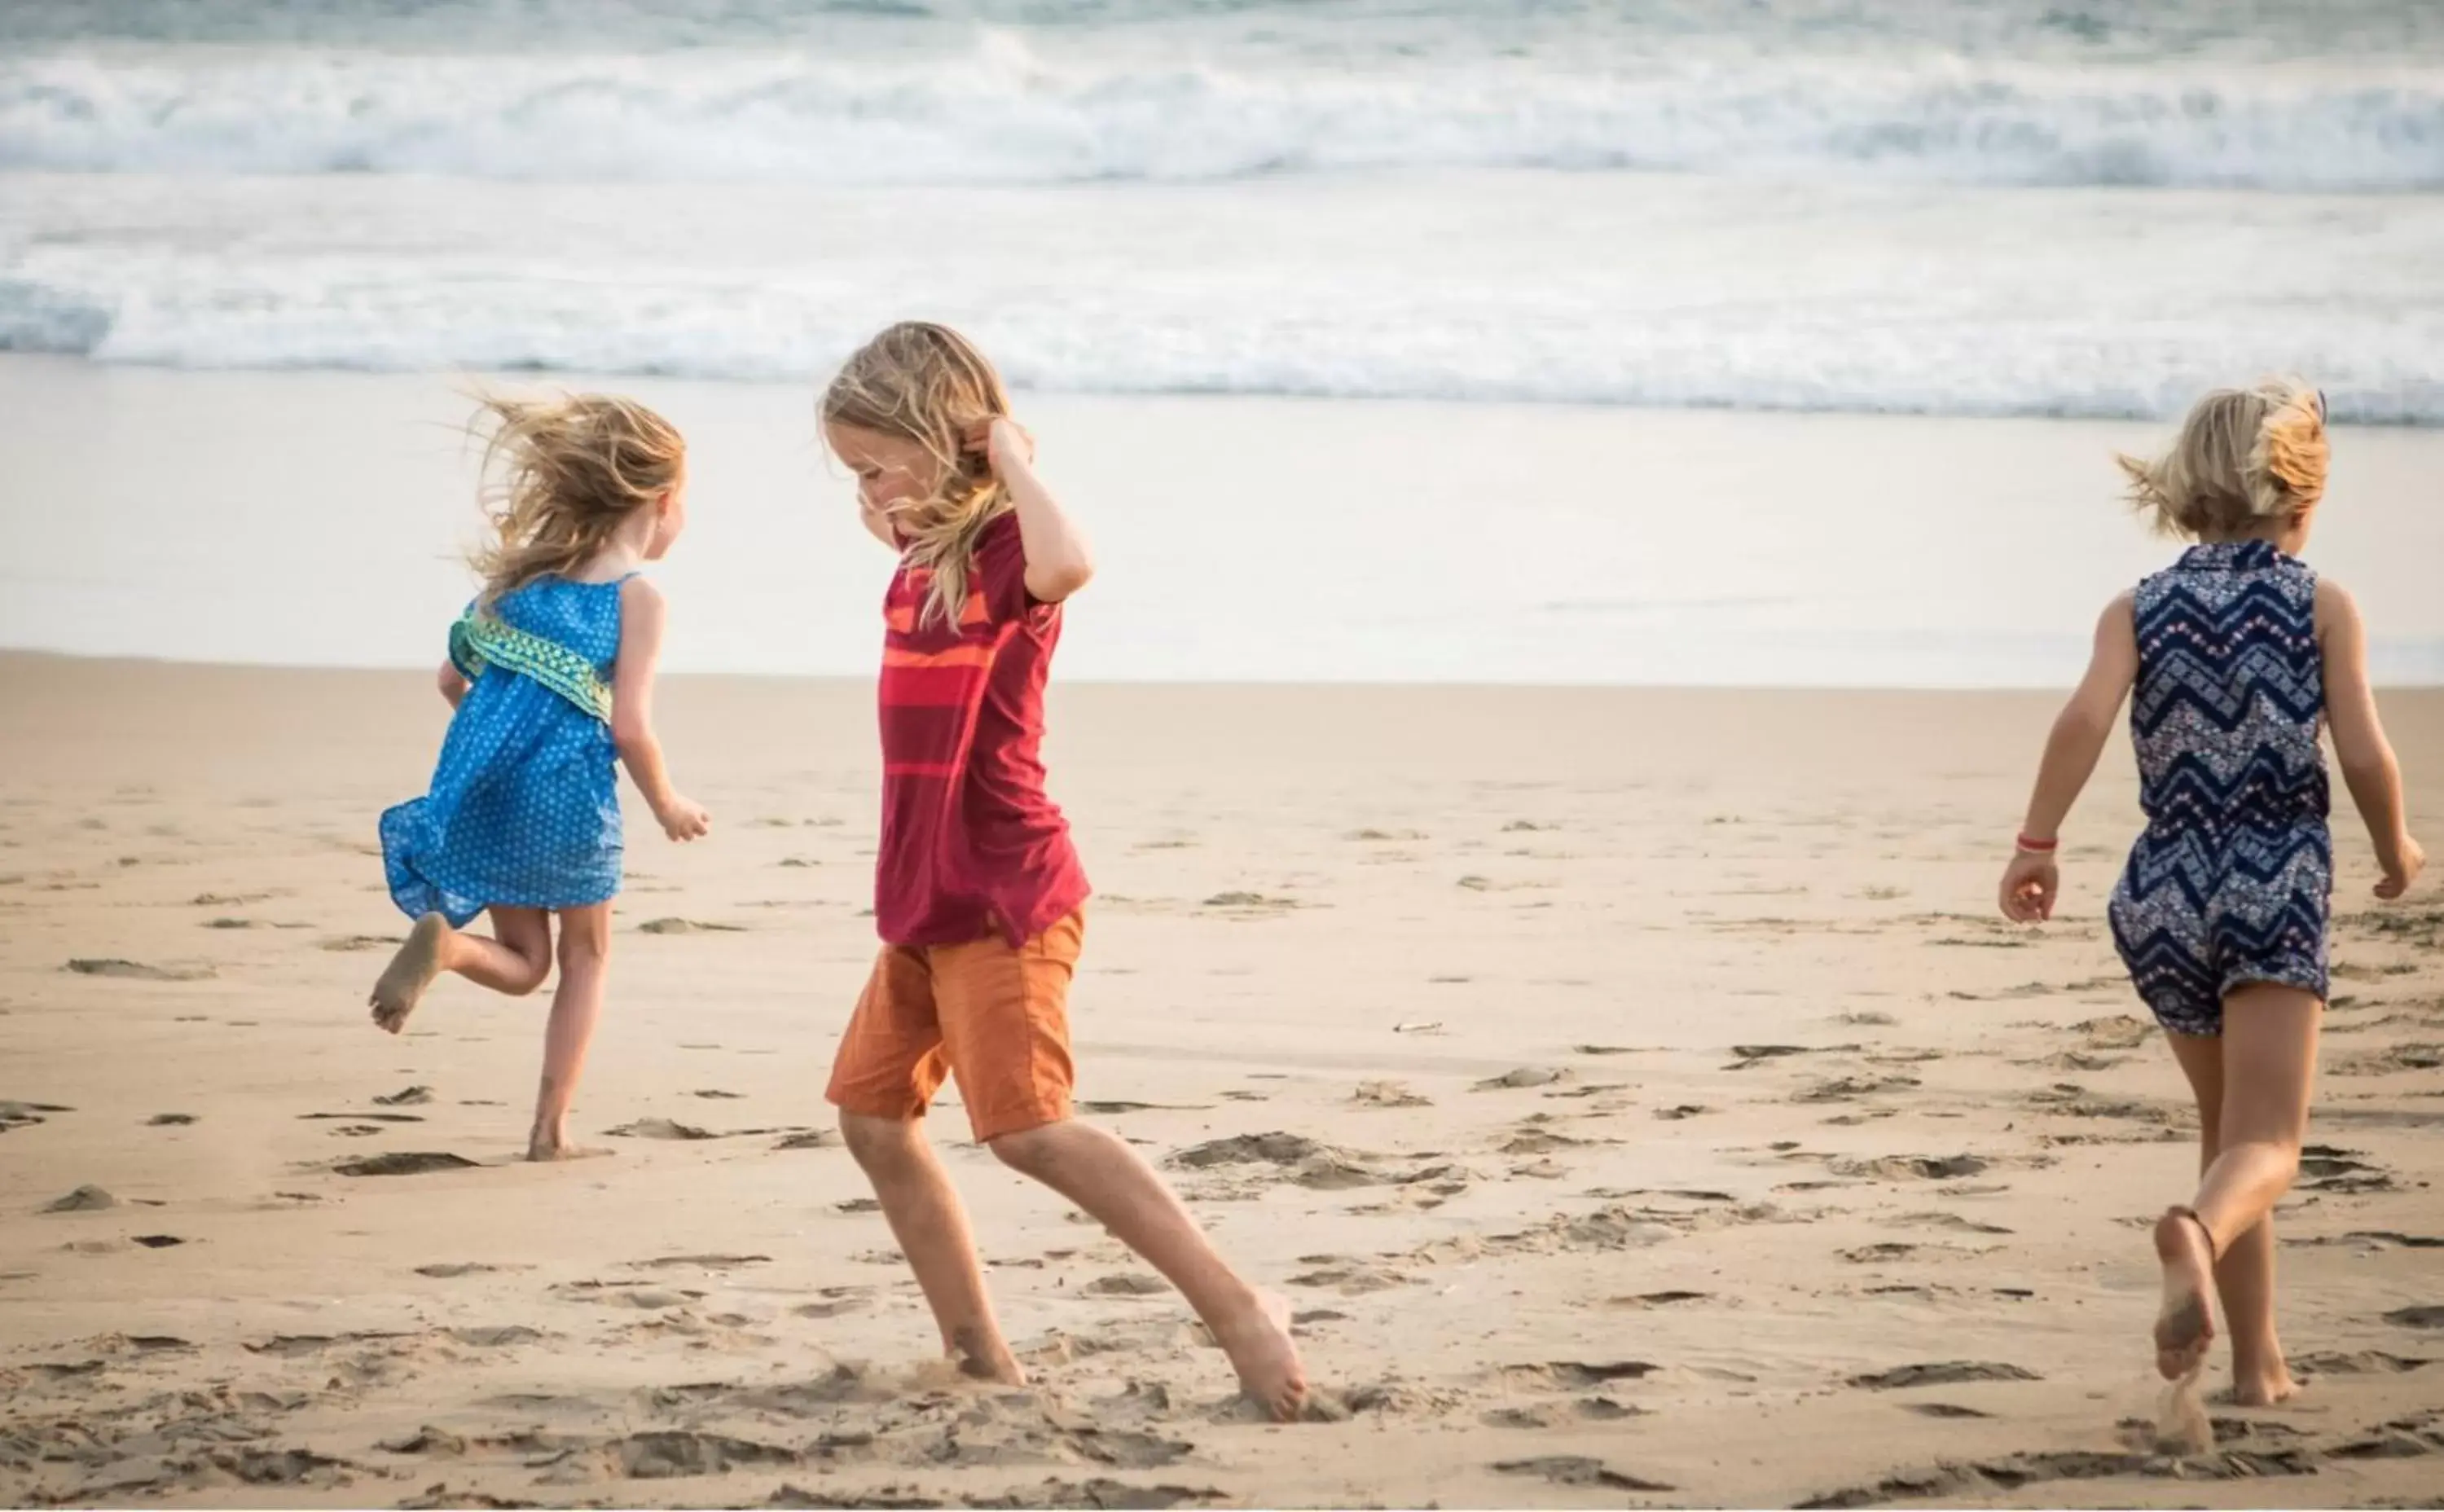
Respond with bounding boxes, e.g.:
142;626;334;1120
6;266;2437;424
4;43;2443;191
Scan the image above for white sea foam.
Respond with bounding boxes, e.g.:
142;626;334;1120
3;43;2442;192
5;169;2441;421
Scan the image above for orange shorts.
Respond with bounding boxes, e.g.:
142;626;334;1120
824;910;1084;1143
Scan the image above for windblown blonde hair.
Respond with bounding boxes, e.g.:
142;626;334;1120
2117;380;2328;541
468;393;686;607
821;322;1013;630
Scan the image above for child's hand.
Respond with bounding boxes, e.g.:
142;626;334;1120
656;795;711;843
2376;833;2425;900
965;415;1035;478
1998;850;2059;922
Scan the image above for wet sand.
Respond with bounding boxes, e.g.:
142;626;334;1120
2;654;2441;1508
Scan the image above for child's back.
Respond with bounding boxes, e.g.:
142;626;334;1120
2129;539;2326;836
2116;539;2333;1031
385;574;630;927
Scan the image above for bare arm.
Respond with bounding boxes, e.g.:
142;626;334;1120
982;418;1094;604
2320;578;2424;897
610;578;709;842
437;661;470;710
1999;593;2138;921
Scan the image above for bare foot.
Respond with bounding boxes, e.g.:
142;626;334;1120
522;1139;611;1163
1214;1289;1308;1422
2153;1208;2219;1381
947;1322;1026;1387
368;913;451;1034
2232;1361;2301;1406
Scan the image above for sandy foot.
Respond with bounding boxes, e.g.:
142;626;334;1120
1217;1288;1308;1422
367;913;449;1035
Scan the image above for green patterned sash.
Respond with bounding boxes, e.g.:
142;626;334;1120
449;612;614;724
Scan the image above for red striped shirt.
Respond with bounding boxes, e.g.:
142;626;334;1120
873;512;1089;947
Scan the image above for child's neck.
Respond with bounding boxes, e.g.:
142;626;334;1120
566;544;643;583
569;518;654;583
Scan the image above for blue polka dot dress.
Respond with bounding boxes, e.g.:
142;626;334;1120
380;577;629;926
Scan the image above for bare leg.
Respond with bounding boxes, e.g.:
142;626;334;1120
2202;984;2318;1402
527;903;609;1160
2160;1031;2226;1383
370;907;552;1033
2156;987;2319;1387
990;1119;1308;1420
838;1112;1021;1383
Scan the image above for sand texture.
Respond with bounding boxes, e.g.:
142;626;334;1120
2;656;2441;1508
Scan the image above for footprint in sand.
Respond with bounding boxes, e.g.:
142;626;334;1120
2292;1350;2433;1376
1351;1080;1432;1109
42;1185;116;1213
1084;1272;1171;1297
1286;1258;1410;1294
333;1151;477;1177
319;935;398;953
146;1113;196;1127
65;958;213;982
1906;1403;1993;1419
606;1118;718;1141
1847;1361;2041;1390
636;917;747;934
792;1287;875;1320
1473;1067;1568;1091
1493;1454;1673;1492
1497;1360;1661;1391
1607;1290;1710;1309
374;1085;434;1106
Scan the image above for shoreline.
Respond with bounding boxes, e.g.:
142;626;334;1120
8;354;2443;688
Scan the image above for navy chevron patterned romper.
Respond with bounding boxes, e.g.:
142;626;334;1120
2108;541;2332;1038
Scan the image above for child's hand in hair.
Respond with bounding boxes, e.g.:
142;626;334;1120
1998;850;2059;923
966;416;1035;479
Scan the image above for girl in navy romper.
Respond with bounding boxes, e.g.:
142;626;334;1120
1998;381;2424;1405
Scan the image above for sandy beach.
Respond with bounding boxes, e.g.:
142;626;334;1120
2;654;2439;1508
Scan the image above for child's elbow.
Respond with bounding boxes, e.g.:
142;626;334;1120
612;722;653;758
1031;560;1095;602
2053;702;2110;745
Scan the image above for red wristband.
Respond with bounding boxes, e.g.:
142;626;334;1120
2015;833;2059;854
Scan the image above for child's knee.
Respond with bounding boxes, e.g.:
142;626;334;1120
555;913;612;970
504;956;551;996
840;1110;921;1171
986;1120;1075;1180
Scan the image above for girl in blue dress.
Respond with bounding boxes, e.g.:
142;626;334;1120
371;393;711;1161
1998;380;2423;1406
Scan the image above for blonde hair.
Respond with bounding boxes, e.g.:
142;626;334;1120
821;322;1013;629
2117;380;2328;541
468;393;685;606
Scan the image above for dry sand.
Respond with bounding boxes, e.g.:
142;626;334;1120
2;653;2441;1509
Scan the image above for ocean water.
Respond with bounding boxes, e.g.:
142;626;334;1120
4;0;2443;421
4;2;2442;688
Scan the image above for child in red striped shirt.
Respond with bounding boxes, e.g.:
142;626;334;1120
819;321;1308;1421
